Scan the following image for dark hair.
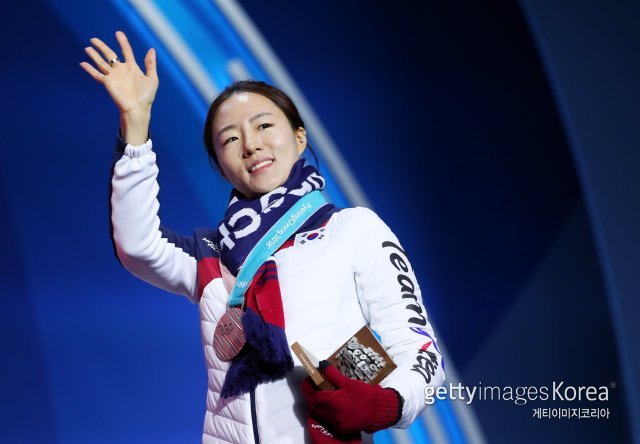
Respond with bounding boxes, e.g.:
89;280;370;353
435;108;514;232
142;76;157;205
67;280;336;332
203;79;318;172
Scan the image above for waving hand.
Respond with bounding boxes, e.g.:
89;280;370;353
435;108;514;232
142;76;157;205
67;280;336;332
79;31;158;145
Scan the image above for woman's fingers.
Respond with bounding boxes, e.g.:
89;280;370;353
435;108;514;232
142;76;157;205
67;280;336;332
84;46;112;74
79;32;159;114
115;31;136;65
143;48;158;81
79;61;105;82
89;37;119;64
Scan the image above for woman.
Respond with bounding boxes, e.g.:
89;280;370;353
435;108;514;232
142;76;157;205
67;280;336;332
80;31;445;443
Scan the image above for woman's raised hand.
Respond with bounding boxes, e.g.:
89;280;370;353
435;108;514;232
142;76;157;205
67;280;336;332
79;31;158;145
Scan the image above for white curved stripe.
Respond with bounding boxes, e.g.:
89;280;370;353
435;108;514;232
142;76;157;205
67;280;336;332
128;0;219;102
227;58;251;81
213;0;371;208
389;428;414;444
434;329;488;444
422;404;449;444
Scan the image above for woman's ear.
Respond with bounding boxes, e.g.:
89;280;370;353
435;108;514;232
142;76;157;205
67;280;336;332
296;127;307;155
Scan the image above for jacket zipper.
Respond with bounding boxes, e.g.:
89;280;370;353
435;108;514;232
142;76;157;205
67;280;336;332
250;389;260;444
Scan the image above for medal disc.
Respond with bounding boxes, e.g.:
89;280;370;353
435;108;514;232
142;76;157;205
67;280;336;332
213;307;246;362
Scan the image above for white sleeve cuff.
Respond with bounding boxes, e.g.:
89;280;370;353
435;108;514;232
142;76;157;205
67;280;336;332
124;139;153;158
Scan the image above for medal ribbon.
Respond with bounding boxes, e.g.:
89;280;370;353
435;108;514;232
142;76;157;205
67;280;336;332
227;190;328;307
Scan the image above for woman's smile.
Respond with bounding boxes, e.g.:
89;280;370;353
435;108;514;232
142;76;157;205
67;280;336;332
248;158;274;174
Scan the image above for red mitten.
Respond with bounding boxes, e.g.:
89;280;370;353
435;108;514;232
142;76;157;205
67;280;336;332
301;361;403;435
307;410;361;443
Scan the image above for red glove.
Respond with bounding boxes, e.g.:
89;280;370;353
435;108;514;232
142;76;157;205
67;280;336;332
306;410;361;443
301;361;403;436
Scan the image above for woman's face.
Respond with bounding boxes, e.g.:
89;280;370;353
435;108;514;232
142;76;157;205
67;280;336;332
212;92;307;199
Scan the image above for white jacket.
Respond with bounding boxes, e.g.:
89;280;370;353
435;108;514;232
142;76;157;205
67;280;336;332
110;138;445;443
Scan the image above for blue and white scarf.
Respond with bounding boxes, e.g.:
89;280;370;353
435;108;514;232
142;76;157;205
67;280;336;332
215;158;336;397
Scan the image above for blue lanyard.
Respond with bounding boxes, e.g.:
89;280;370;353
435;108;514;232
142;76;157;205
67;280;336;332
228;190;328;307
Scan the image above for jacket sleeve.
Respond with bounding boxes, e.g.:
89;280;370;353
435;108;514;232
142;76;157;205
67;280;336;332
110;134;199;304
351;207;445;428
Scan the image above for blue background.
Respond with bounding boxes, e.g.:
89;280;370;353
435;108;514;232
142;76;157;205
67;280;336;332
1;1;638;443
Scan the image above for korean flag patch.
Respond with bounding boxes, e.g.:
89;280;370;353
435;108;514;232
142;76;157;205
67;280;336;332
294;227;326;247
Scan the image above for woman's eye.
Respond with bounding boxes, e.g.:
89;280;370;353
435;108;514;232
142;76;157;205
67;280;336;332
258;123;272;130
223;136;238;146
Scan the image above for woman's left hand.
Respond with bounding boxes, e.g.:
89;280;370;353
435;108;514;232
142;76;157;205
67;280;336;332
301;361;403;435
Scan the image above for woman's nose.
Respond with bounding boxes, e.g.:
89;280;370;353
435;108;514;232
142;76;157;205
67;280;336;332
243;134;260;156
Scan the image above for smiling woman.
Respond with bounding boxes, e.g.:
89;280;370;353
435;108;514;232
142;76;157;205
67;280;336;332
211;91;307;198
80;30;445;443
203;80;320;199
